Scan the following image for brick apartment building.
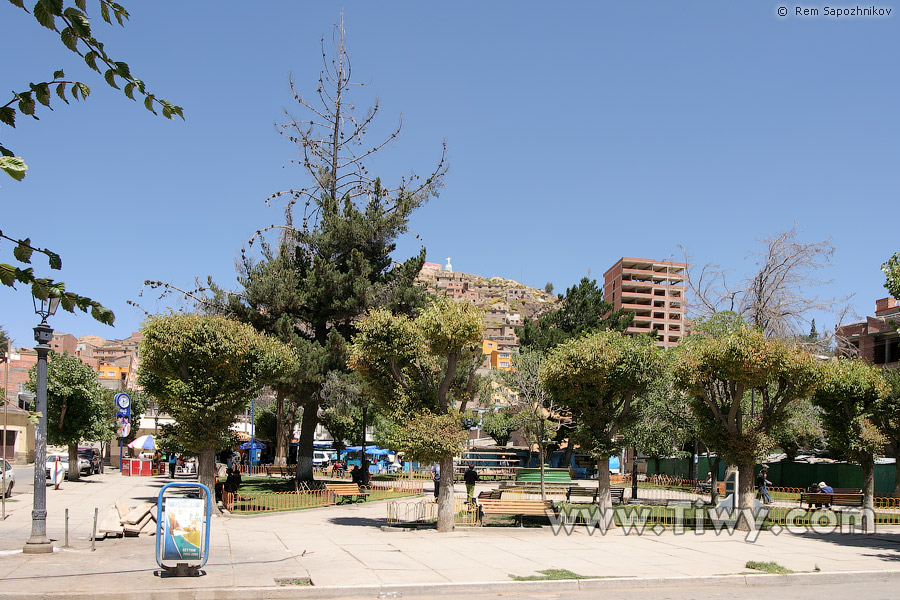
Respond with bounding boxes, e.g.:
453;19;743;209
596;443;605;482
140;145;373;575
602;257;688;348
836;297;899;366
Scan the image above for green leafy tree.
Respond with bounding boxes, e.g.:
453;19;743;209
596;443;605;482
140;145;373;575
540;330;663;508
254;407;277;445
2;0;182;181
884;252;900;332
672;328;820;528
480;407;520;447
350;295;483;532
770;397;824;461
318;370;369;459
138;314;296;500
814;358;888;531
519;277;634;352
500;349;571;500
187;17;445;481
872;368;900;497
27;352;104;481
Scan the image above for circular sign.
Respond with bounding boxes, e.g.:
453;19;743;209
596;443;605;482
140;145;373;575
115;393;131;410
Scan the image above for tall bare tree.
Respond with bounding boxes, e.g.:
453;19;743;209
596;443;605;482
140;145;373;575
684;228;844;341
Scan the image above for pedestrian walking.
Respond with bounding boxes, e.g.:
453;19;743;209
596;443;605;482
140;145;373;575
168;452;177;478
756;467;772;504
432;463;441;499
463;464;479;504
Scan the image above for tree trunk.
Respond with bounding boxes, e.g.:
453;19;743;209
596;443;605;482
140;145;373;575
295;401;318;482
596;464;612;510
437;455;455;532
737;462;757;531
67;443;79;482
198;446;218;514
274;391;288;466
538;443;546;502
862;453;875;533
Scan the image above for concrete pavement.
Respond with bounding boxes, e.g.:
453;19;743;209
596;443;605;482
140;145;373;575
1;468;900;598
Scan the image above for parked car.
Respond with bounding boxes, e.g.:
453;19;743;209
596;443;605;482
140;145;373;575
78;448;101;475
2;459;13;497
312;450;331;468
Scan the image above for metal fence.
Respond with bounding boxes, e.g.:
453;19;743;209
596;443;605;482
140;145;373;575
223;479;424;515
386;495;479;526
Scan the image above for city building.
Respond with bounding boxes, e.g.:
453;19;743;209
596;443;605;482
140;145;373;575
603;257;688;348
836;297;899;366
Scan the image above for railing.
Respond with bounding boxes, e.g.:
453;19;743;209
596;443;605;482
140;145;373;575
224;488;335;514
387;495;479;526
223;479;424;514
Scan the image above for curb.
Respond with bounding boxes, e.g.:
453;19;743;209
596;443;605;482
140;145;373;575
2;569;900;599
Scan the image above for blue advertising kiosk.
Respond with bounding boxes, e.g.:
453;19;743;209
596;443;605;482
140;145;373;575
155;482;212;576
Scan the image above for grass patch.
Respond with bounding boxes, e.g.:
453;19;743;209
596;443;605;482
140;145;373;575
510;569;595;581
274;577;312;586
745;561;793;575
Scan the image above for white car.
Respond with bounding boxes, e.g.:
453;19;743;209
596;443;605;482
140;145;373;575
2;459;13;497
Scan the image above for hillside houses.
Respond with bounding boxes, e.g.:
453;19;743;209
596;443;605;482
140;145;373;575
416;263;559;372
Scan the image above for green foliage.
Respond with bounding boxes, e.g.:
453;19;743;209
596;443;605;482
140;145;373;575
2;0;183;181
0;230;114;324
350;295;483;459
671;328;821;466
374;411;466;464
519;277;634;352
770;397;824;460
27;352;104;447
480;407;520;446
137;313;296;454
692;311;747;339
540;329;662;456
254;408;277;443
814;358;888;461
883;252;900;301
620;357;694;459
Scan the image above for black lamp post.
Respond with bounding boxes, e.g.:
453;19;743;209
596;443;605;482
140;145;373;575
23;294;59;554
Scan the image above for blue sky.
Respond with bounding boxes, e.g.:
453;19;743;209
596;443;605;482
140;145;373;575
1;2;897;347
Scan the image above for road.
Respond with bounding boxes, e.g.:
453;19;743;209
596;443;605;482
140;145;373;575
382;578;900;600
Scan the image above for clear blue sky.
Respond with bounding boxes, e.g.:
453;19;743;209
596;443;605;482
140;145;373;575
2;2;897;347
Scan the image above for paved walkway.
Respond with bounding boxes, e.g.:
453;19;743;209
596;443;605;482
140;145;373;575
1;469;900;598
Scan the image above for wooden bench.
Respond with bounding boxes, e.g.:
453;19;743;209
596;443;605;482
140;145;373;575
478;489;503;501
325;482;370;504
566;486;597;503
266;465;293;478
478;498;555;526
799;492;864;508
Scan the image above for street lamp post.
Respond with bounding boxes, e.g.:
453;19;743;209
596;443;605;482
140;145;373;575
23;294;59;554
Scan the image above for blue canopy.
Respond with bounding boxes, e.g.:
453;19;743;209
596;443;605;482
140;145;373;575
344;446;391;455
239;440;266;450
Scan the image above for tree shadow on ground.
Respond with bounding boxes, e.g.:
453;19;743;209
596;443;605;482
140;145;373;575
327;516;388;528
798;531;900;562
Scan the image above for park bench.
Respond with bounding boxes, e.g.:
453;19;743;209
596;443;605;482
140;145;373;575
325;482;370;504
566;486;597;503
799;492;864;508
478;498;555;526
478;489;503;501
266;465;293;478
